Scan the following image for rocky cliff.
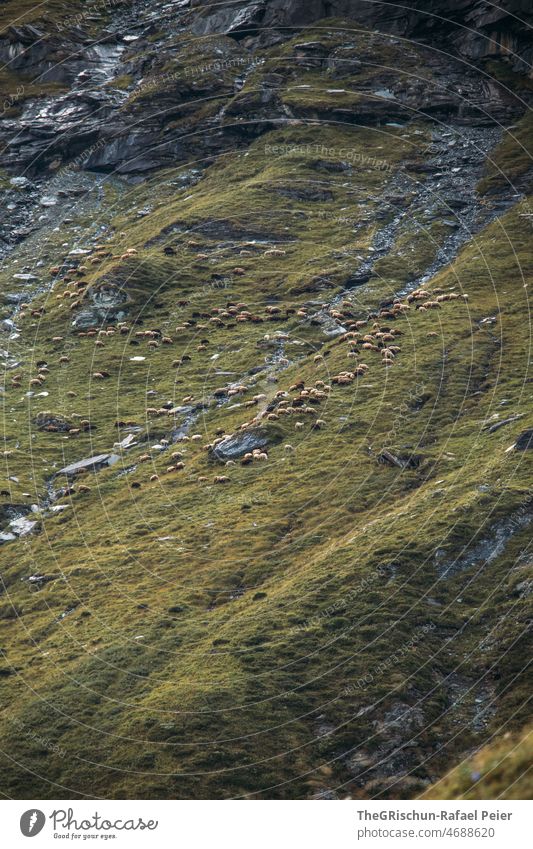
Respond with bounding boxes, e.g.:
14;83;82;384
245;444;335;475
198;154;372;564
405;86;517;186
0;0;531;799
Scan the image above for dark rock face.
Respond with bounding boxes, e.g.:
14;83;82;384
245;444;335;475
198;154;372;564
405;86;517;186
515;428;533;451
0;0;529;180
210;429;270;461
192;0;533;72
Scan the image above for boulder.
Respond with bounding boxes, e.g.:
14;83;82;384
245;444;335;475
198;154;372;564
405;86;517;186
515;429;533;451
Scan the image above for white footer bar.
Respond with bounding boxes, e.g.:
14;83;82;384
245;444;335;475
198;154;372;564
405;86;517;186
3;799;531;848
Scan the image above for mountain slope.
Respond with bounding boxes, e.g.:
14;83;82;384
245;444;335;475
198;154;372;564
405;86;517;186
0;0;531;799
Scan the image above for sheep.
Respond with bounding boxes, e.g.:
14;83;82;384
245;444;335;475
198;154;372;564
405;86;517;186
150;474;160;482
78;484;91;493
295;422;305;430
233;267;246;276
191;434;202;442
312;419;326;430
59;356;70;364
161;336;173;345
138;454;151;463
214;475;230;484
264;248;286;257
284;444;294;452
92;372;106;379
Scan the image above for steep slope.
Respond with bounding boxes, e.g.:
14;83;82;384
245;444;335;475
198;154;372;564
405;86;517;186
422;725;533;800
0;1;531;799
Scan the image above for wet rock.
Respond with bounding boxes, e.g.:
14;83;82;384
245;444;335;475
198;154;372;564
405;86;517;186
0;532;17;544
35;412;73;432
9;177;33;189
58;453;120;478
515;429;533;451
9;516;40;537
73;284;128;328
210;430;269;461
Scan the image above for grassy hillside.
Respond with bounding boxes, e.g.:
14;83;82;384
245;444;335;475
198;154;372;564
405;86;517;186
423;725;533;800
0;6;531;800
